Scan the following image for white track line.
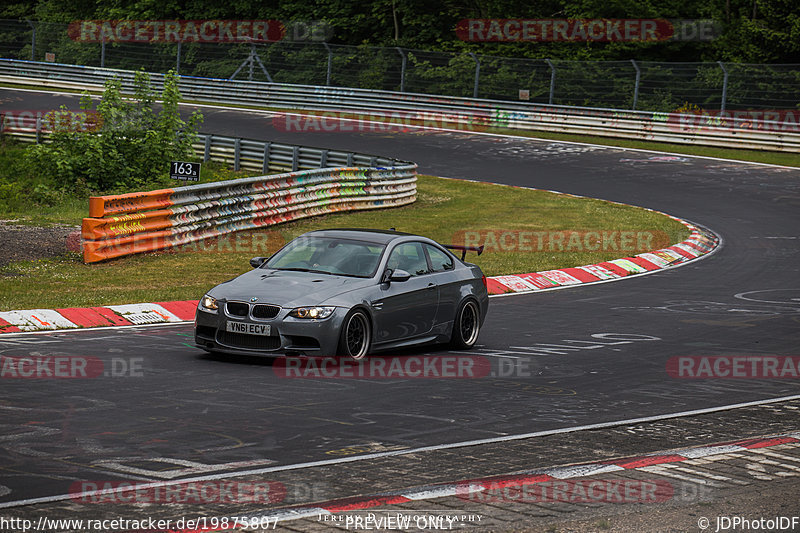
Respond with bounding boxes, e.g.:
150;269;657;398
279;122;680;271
2;393;799;509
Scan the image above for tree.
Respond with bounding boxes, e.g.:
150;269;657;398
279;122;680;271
25;69;203;194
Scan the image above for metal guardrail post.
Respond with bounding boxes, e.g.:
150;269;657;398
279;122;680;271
291;145;300;171
263;142;271;173
234;137;241;171
718;61;729;112
396;47;406;92
35;116;41;143
100;33;106;68
545;59;556;105
248;44;255;81
320;149;328;168
347;152;354;166
631;59;641;110
370;156;377;167
323;42;333;86
469;53;480;98
203;135;212;162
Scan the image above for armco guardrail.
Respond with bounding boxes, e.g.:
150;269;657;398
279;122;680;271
81;165;416;263
1;59;799;152
0;118;390;174
192;134;389;173
0;115;417;263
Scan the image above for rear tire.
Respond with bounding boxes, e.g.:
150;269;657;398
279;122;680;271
450;299;480;349
338;309;371;360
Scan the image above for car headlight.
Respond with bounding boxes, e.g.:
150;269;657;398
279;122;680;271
201;294;218;311
289;306;335;319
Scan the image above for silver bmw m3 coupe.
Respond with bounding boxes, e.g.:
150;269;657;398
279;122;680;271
195;228;488;359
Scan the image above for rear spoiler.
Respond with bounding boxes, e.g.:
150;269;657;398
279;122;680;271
443;244;484;261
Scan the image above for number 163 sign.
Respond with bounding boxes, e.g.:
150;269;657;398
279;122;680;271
170;161;201;181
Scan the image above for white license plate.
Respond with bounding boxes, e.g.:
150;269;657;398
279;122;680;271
226;321;271;336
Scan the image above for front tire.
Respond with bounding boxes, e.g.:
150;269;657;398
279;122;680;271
338;309;371;360
450;299;480;349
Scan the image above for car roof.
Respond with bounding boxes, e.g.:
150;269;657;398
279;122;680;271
303;228;420;245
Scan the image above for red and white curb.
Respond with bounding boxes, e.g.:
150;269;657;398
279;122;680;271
0;220;718;334
487;218;719;295
0;301;197;333
209;432;799;529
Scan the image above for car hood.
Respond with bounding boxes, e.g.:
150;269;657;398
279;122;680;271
209;268;375;308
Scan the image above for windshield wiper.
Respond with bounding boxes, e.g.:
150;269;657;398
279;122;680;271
274;267;334;275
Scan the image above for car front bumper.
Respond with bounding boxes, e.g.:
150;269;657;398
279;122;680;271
194;304;347;357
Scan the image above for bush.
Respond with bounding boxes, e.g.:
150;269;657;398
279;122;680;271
24;69;203;194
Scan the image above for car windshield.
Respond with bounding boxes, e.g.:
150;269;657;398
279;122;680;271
265;236;386;278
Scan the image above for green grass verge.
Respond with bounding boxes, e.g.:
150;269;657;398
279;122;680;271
0;175;690;310
2;80;798;168
0;139;258;226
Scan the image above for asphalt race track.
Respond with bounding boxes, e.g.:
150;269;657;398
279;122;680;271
1;89;799;507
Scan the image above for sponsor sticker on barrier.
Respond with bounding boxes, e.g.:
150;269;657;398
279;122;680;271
608;258;647;274
492;275;538;292
577;264;620;280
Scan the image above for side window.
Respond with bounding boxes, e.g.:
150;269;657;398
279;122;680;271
386;242;429;276
425;244;454;272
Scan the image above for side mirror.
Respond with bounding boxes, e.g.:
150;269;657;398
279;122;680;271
389;268;411;282
250;257;267;269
